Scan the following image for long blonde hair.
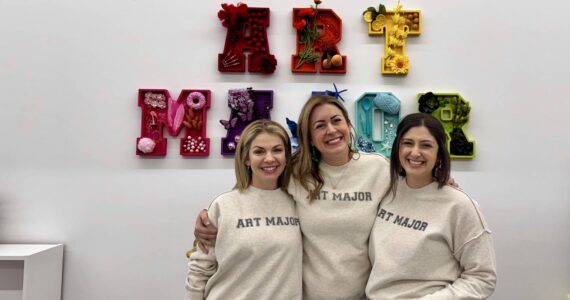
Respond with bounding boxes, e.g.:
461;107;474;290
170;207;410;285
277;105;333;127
234;120;292;192
290;95;356;201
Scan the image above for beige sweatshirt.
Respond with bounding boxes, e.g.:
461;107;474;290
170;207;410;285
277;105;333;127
366;178;497;300
186;186;302;300
288;153;390;300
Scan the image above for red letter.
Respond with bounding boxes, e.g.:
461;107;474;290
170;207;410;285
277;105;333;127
217;5;276;74
292;8;346;74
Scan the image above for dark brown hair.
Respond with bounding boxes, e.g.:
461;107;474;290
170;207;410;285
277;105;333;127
383;113;451;200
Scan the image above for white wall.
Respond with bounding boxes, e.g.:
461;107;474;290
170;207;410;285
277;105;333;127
1;0;569;299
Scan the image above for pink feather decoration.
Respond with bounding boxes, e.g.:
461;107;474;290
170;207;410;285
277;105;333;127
167;97;185;133
172;105;185;132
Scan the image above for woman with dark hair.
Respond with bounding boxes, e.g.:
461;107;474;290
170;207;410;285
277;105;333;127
366;113;496;299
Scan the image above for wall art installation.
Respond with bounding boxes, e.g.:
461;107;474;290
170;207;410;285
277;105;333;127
217;3;277;74
136;89;211;156
292;0;347;74
363;2;421;75
220;88;273;156
418;92;475;159
355;92;401;157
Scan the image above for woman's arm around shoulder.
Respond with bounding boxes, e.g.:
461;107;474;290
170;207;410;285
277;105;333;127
185;200;224;299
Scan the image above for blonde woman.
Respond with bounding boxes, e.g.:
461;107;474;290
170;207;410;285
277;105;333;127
186;120;302;299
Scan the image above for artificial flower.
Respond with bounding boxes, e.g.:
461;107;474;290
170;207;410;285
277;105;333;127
294;1;322;68
137;137;156;154
186;92;206;110
395;28;408;38
218;3;249;29
393;4;402;13
228;88;254;121
256;53;277;74
386;55;409;73
293;19;307;30
392;14;402;25
298;8;316;18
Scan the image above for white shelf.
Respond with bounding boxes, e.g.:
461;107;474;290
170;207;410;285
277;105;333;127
0;290;23;300
0;244;63;300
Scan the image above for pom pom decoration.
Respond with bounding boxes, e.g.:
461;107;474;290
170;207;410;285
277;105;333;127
137;137;156;154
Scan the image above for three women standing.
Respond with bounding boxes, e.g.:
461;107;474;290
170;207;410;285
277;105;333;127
192;96;496;299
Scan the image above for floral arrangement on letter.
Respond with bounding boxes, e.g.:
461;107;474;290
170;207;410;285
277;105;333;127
363;1;412;74
385;1;409;74
219;88;254;129
294;0;322;68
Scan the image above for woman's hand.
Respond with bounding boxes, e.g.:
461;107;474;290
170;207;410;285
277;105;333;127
194;209;218;254
447;177;460;189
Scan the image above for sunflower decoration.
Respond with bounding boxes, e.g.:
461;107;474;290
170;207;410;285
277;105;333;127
386;54;409;74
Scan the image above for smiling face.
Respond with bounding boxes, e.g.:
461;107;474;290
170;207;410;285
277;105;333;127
246;133;287;190
398;125;439;188
309;103;351;166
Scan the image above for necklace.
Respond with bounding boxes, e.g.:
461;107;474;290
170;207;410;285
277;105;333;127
327;161;351;190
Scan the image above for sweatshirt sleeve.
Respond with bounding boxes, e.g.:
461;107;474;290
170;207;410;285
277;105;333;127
418;196;497;300
417;232;497;300
185;202;221;300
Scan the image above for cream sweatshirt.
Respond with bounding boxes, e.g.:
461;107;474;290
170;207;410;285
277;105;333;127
186;186;302;300
288;153;390;300
366;178;497;300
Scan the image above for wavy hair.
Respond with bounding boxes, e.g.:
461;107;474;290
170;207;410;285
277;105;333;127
290;95;356;201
